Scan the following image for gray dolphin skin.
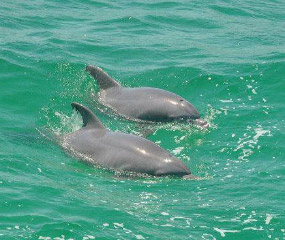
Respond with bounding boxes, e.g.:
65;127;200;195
63;102;195;178
86;65;208;128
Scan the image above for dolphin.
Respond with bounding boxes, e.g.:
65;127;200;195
62;102;196;178
86;65;208;128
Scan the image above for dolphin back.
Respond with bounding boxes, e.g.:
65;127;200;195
64;103;195;178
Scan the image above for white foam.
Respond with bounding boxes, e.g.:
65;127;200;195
213;228;240;237
265;214;273;225
220;108;228;115
135;235;145;239
253;128;271;141
224;175;233;178
219;99;233;103
172;147;184;155
234;126;272;160
85;235;95;239
161;224;174;227
161;212;169;216
243;218;257;224
243;227;263;231
53;235;65;240
114;223;124;228
38;237;51;240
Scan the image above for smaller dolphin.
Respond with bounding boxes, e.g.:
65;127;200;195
62;102;196;178
86;65;208;128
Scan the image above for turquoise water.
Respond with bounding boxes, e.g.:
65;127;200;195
1;0;284;239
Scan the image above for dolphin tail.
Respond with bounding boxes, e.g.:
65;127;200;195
86;65;120;90
71;102;105;129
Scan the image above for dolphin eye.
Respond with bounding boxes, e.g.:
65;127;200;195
180;99;183;102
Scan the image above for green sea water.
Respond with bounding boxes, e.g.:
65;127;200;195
1;0;284;239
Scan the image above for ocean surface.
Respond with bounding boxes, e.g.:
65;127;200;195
0;0;284;239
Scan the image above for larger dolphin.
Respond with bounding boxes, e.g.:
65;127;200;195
86;65;208;128
62;102;196;178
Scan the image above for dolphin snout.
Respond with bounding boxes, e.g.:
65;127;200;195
156;157;191;177
183;174;199;180
182;102;200;119
194;118;209;128
188;118;209;129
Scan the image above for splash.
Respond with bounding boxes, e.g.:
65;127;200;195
51;110;83;136
234;125;272;161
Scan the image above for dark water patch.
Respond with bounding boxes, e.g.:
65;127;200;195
146;15;220;30
260;53;285;61
78;0;120;9
129;1;181;9
95;16;147;27
210;5;254;17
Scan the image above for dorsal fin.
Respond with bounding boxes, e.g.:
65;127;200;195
86;65;120;90
71;102;105;129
